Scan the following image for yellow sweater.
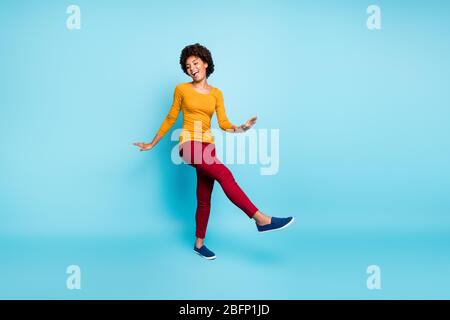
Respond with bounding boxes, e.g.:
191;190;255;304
157;82;234;144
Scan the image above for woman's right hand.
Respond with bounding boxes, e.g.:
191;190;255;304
133;142;154;152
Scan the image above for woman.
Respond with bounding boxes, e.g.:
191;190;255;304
134;43;294;260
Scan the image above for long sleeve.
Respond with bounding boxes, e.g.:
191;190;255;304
215;89;233;130
157;85;183;137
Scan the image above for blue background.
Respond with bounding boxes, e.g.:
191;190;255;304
1;0;449;299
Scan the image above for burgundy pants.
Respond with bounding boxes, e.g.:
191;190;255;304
179;140;259;239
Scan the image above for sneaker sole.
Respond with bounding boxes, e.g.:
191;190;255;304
258;217;295;233
195;252;216;260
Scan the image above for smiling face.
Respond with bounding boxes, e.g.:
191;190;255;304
185;56;209;82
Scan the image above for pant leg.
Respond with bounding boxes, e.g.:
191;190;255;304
180;140;259;220
195;158;259;219
195;168;215;239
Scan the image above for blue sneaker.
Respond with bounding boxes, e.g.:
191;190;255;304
194;245;216;260
256;216;295;233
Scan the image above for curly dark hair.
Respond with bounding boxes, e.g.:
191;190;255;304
179;43;215;78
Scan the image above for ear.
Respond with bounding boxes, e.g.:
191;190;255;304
204;62;208;70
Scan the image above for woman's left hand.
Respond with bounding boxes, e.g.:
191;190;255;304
233;116;257;133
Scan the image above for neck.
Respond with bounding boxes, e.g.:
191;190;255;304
191;78;208;88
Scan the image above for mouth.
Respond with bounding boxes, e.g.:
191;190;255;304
192;71;199;78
